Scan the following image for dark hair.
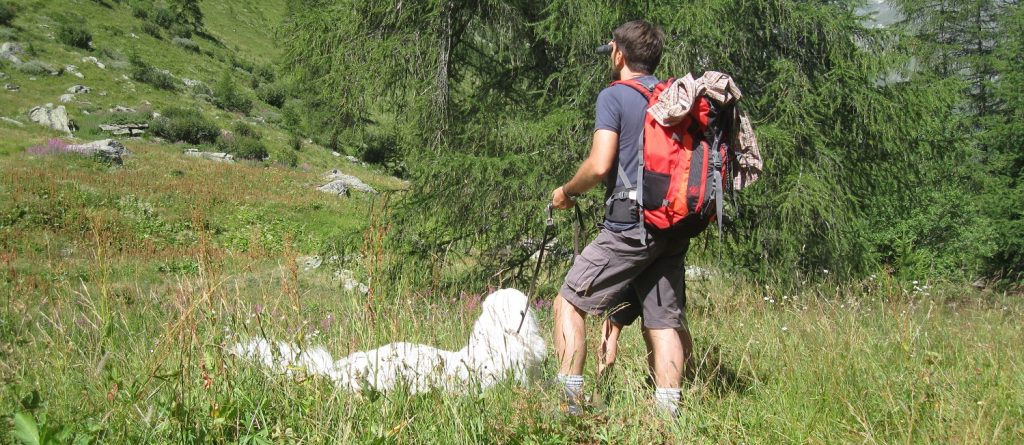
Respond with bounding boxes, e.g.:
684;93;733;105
612;20;665;75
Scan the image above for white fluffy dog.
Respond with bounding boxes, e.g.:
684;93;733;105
233;288;546;393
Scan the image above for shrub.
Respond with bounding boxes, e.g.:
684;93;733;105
140;21;161;38
16;60;57;75
150;107;218;144
169;23;192;38
275;148;298;168
172;36;199;52
256;82;286;108
152;7;175;29
217;133;267;160
290;134;303;151
130;1;150;20
0;1;17;26
252;64;275;86
212;71;252;114
57;21;93;50
128;54;176;90
230;121;260;139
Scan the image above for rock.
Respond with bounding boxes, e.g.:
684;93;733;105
4;83;18;91
345;155;359;163
0;42;23;65
99;123;148;136
333;269;369;294
182;78;203;88
0;117;24;127
298;255;323;271
81;56;105;69
183;148;234;163
28;104;74;134
322;169;376;193
0;72;6;79
685;266;713;280
331;151;341;157
317;181;349;196
66;85;90;94
59;93;75;103
65;65;84;78
65;139;129;164
109;105;137;113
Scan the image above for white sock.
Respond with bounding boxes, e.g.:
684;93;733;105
654;387;681;417
557;373;584;399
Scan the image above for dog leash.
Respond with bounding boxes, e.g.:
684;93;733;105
517;202;584;334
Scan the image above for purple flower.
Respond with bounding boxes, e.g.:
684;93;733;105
25;138;71;156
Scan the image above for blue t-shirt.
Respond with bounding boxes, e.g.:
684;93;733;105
594;75;658;231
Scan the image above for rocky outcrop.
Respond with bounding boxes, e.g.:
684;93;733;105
65;65;83;79
183;148;234;163
66;85;90;94
81;56;105;69
0;42;22;65
318;169;376;196
66;139;129;164
99;123;148;136
28;104;73;134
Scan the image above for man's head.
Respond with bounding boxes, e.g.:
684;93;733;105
608;20;665;79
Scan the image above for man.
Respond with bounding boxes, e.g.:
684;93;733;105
550;20;694;418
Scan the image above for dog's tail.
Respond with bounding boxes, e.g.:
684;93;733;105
231;338;338;377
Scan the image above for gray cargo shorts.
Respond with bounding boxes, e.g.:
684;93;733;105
560;225;691;330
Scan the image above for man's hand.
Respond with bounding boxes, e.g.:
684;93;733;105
551;186;574;210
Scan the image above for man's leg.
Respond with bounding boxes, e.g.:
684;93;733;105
554;293;588;375
679;327;695;381
597;319;622;377
646;328;684;388
553;293;587;413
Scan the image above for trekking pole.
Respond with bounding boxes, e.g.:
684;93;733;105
517;203;554;334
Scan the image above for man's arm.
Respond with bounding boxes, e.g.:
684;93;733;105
551;129;619;210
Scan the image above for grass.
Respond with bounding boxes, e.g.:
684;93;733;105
0;0;1021;443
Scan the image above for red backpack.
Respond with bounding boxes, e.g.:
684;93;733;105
613;78;734;240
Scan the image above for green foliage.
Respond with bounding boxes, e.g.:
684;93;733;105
213;70;253;114
216;132;267;160
151;6;175;29
56;21;92;50
0;1;17;26
15;60;56;75
139;20;161;38
255;82;286;108
230;121;261;139
172;36;199;52
150;107;219;144
128;53;177;90
275;147;298;167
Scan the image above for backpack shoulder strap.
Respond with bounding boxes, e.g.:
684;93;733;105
611;78;656;101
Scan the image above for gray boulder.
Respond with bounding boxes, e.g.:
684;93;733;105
99;123;148;136
66;85;90;94
65;65;83;79
28;104;73;134
321;169;376;193
59;93;75;103
5;83;18;91
66;139;129;164
81;56;105;69
0;42;23;65
183;148;234;163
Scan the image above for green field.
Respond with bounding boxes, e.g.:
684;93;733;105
1;0;1022;443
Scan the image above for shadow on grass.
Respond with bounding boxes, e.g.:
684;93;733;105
689;343;754;396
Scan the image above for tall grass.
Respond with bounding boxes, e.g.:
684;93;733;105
1;144;1021;444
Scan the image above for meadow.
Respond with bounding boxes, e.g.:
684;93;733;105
1;145;1021;443
2;0;1022;443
